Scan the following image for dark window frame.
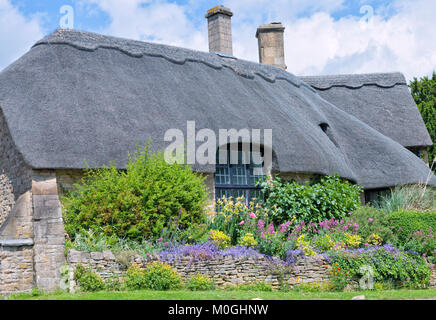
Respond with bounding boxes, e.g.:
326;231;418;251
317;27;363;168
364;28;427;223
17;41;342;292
214;144;265;203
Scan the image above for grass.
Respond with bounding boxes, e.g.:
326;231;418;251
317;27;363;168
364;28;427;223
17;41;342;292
6;288;436;300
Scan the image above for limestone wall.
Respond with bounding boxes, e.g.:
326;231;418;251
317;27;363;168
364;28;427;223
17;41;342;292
67;249;331;290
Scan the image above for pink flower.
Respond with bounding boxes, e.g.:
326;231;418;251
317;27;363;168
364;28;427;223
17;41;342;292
258;220;265;230
240;221;245;226
249;212;256;218
260;232;265;239
158;237;163;242
368;218;373;223
164;242;169;246
364;243;369;246
267;224;275;235
146;253;150;257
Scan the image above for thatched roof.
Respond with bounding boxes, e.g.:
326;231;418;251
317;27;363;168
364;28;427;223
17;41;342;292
0;29;434;189
300;73;432;148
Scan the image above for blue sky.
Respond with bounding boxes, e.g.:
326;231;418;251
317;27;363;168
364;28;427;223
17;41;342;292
1;0;435;80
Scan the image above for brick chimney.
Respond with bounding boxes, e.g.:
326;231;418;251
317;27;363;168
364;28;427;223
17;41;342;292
205;6;233;55
256;23;287;70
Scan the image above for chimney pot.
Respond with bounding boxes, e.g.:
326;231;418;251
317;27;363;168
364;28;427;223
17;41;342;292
256;23;287;70
205;6;233;55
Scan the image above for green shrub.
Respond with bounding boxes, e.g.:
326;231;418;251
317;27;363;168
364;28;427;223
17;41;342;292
125;262;182;291
104;274;124;291
187;274;215;291
347;206;396;245
259;175;362;224
62;144;209;240
388;210;436;243
313;234;335;252
329;246;432;289
73;264;105;292
238;233;258;247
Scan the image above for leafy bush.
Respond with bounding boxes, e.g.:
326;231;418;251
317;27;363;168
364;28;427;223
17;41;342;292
73;264;105;292
104;274;124;291
329;245;432;289
313;234;335;252
259;175;362;224
346;206;396;244
388;210;436;243
125;262;182;291
187;274;215;291
62;144;209;240
376;185;436;213
256;224;293;258
328;263;353;291
343;233;362;249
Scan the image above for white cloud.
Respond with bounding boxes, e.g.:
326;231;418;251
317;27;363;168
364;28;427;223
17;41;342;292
279;0;436;80
86;0;208;51
0;0;44;71
85;0;435;81
2;0;433;81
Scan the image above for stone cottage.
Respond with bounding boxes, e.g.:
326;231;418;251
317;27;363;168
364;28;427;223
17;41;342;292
0;6;435;294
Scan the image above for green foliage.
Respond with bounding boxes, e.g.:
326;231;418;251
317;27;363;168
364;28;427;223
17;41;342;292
259;175;362;224
187;274;215;291
256;227;293;259
376;185;436;213
313;234;335;252
125;262;182;291
409;72;436;167
238;233;258;247
73;264;105;292
348;206;396;244
104;275;124;291
65;229;118;252
328;263;353;291
294;280;334;292
232;282;273;292
295;234;316;256
388;210;436;243
212;196;267;244
330;247;432;289
343;233;362;249
62;144;209;240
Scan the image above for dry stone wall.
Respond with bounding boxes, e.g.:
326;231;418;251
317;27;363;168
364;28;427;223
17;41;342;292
67;249;331;290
